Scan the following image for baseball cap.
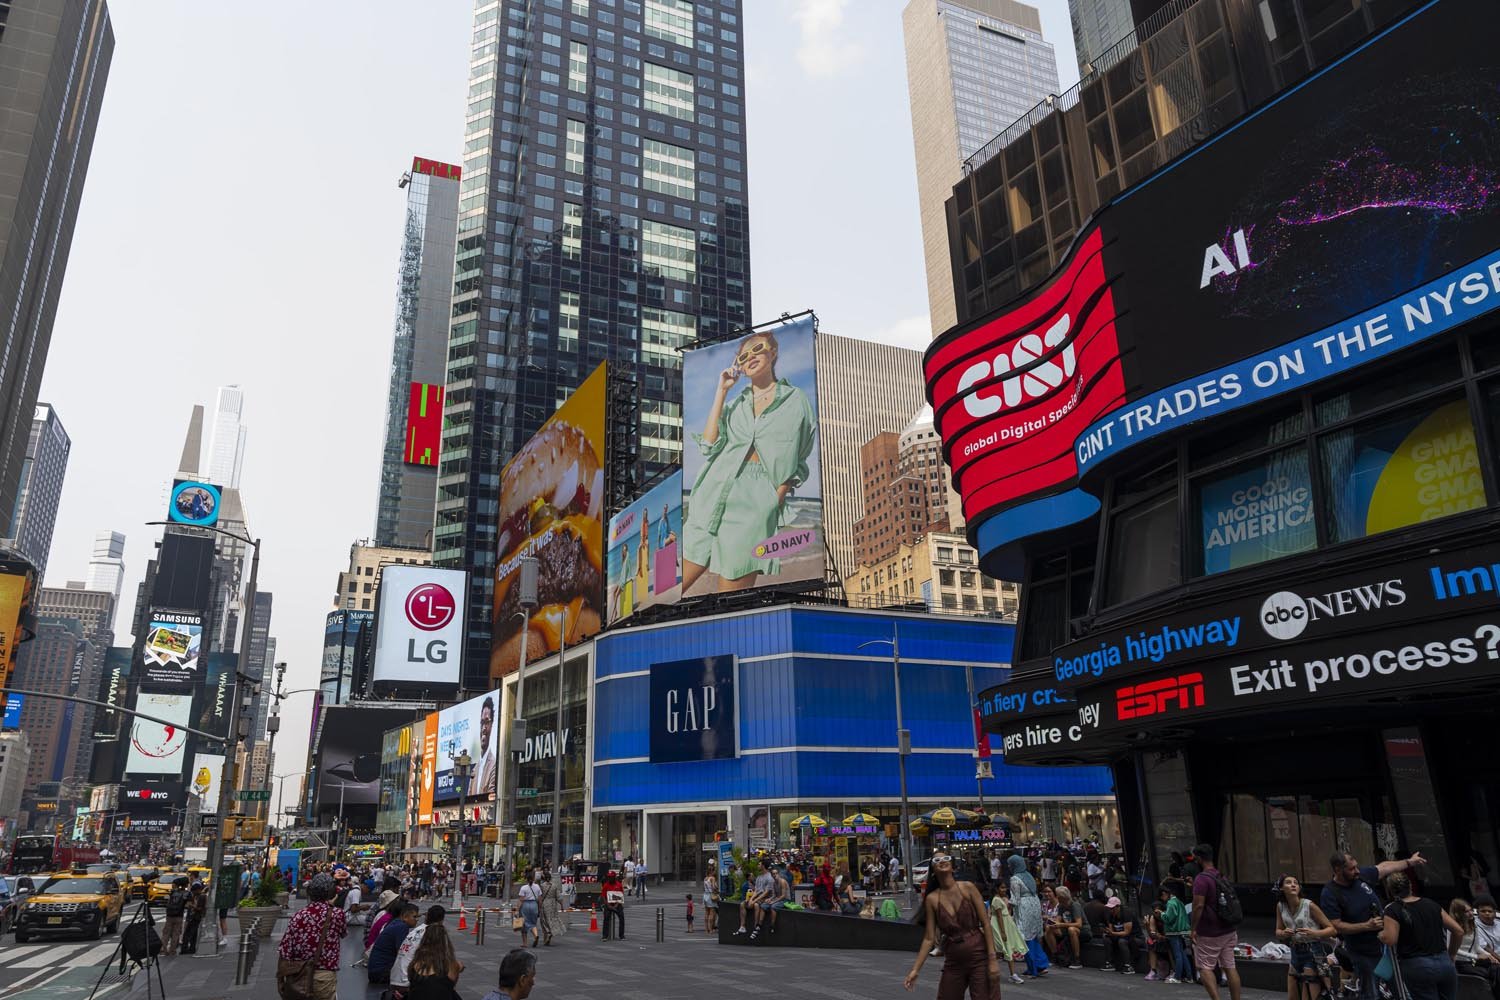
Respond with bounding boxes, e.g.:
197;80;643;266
1107;896;1122;908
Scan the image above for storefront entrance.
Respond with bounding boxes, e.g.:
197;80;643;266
650;812;727;884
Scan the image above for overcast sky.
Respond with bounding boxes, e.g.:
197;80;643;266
38;0;1078;789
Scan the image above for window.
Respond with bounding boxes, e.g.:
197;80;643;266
642;138;695;199
939;569;956;587
641;219;695;280
566;120;587;174
642;305;694;370
1104;459;1181;606
644;0;693;45
644;62;694;120
569;40;589;92
561;202;583;260
1192;446;1316;576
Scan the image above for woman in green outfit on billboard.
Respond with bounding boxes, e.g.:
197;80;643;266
681;329;815;593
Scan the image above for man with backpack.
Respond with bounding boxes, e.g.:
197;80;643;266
162;876;190;955
1189;844;1241;1000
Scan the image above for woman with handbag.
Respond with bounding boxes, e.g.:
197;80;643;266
1377;871;1464;1000
538;871;568;946
517;869;542;948
1275;874;1337;1000
704;872;720;934
277;873;347;1000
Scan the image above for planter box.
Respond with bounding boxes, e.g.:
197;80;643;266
716;901;924;950
237;905;280;938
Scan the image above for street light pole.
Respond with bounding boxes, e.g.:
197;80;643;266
859;623;915;905
550;629;566;869
451;747;474;912
501;557;539;909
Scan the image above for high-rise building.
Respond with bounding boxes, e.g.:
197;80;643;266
845;529;1020;617
12;617;98;791
241;590;272;748
902;0;1059;334
83;530;126;626
0;1;113;537
375;157;461;551
813;334;929;582
1068;0;1135;74
204;385;247;488
851;410;959;569
33;583;113;789
3;403;69;577
0;731;31;836
336;539;431;614
436;0;753;689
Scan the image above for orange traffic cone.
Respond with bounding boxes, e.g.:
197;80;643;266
457;906;467;932
589;906;598;933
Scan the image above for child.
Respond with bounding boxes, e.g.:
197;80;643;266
1144;900;1169;981
685;893;695;933
990;882;1030;985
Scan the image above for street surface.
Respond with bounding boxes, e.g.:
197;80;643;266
0;891;1288;1000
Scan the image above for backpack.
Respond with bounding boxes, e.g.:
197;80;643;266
1206;871;1244;926
878;899;901;920
165;888;187;917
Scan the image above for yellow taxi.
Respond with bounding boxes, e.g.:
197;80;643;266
15;868;123;942
125;866;160;900
186;865;210;884
146;872;188;905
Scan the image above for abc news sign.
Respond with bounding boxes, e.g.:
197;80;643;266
648;654;737;764
1048;542;1500;690
372;566;467;688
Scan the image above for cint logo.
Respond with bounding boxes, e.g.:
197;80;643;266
1259;591;1308;640
405;583;456;631
956;313;1076;419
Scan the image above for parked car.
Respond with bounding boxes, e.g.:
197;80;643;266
0;876;34;936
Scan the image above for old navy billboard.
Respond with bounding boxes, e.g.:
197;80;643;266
926;0;1500;558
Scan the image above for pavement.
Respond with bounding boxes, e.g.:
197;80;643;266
0;890;1292;1000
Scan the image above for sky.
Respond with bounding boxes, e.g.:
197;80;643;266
37;0;1080;792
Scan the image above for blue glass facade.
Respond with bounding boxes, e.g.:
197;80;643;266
591;607;1113;807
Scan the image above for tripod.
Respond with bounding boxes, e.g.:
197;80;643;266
92;899;167;1000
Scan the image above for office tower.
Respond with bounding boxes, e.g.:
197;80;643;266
84;530;126;626
0;1;113;536
375;157;461;550
33;584;113;789
902;0;1060;334
256;634;276;742
852;411;958;569
240;590;272;748
813;334;928;583
0;731;31;836
204;385;247;488
177;404;205;477
1069;0;1136;73
12;617;98;789
435;0;752;689
4;403;69;577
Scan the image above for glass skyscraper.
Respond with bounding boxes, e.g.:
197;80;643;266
375;157;461;550
437;0;752;690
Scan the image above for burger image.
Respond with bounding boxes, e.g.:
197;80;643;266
491;420;605;675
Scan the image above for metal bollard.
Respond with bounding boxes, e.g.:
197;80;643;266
233;923;255;985
655;906;664;943
477;908;485;946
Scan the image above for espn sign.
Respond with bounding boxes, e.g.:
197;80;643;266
371;566;467;689
925;226;1127;530
1115;672;1205;721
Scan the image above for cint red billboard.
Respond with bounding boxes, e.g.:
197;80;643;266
925;226;1126;531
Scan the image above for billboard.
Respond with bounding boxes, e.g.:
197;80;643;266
193;651;234;740
606;471;683;622
168;479;221;527
404;382;444;466
418;711;438;825
432;689;499;802
371;567;465;689
1;696;20;729
681;316;825;596
190;752;223;813
648;655;737;764
124;691;192;777
491;363;607;677
314;706;413;808
321;610;374;700
0;566;33;708
140;609;202;687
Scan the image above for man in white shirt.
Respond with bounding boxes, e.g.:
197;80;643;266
990;852;1003;883
889;855;902;890
343;881;367;927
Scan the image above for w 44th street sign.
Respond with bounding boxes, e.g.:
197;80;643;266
237;789;271;802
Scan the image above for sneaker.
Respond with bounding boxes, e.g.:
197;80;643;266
216;937;227;947
732;927;748;936
1124;966;1137;975
1166;977;1181;984
1069;963;1083;970
1010;974;1026;985
1102;964;1116;971
1145;971;1159;981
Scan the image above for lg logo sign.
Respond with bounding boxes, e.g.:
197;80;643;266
406;583;456;631
1260;591;1309;640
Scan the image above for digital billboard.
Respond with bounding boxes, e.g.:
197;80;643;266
648;655;737;764
432;688;499;802
140;609;202;687
168;479;221;527
681;316;825;596
491;363;607;677
320;610;373;701
371;567;465;689
314;706;414;808
606;471;683;623
404;382;444;466
193;651;234;740
0;565;33;711
1;696;19;729
124;691;192;777
191;752;223;813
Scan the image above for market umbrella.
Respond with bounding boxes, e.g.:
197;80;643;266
842;813;881;825
909;818;931;835
786;813;828;828
918;807;986;829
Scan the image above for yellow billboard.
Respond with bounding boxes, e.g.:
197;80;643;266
0;567;34;718
491;363;608;678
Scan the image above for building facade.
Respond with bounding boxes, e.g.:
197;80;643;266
902;0;1059;334
928;0;1500;910
435;0;753;691
375;157;461;550
4;403;69;577
0;0;112;539
1067;0;1135;75
35;585;115;774
847;530;1019;619
83;530;126;626
203;385;246;489
335;540;431;613
0;731;31;840
12;617;96;795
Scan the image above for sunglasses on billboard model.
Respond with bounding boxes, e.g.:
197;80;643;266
734;341;772;365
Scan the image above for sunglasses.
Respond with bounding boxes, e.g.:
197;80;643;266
933;855;953;864
735;341;772;365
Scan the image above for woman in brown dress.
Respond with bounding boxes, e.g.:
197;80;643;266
904;853;1002;999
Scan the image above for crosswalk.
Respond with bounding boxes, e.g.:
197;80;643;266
0;904;157;998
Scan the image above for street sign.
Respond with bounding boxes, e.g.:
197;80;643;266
237;790;271;802
517;787;538;798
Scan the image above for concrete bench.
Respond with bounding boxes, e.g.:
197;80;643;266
716;902;925;950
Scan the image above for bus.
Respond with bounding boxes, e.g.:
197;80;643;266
8;835;101;875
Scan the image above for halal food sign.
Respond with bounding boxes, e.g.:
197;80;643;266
925;226;1126;529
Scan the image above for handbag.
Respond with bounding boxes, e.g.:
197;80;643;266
278;905;334;1000
1373;947;1396;982
512;916;525;931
